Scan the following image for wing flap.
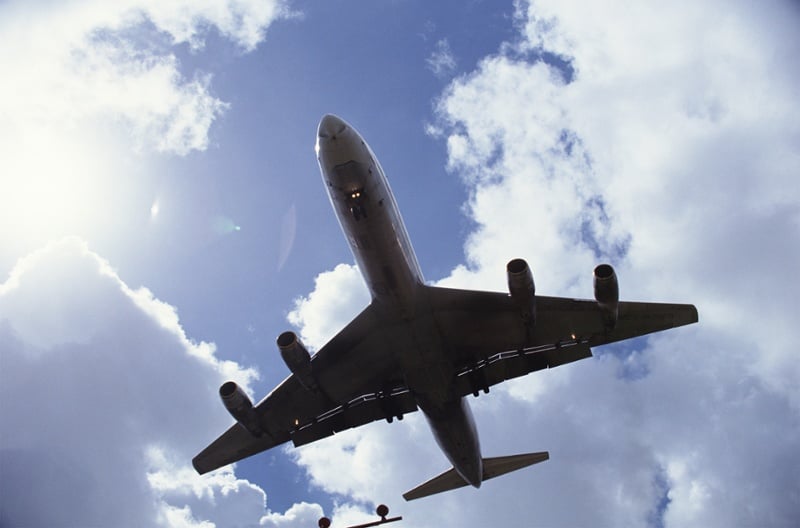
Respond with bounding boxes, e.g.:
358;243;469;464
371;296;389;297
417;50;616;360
453;342;592;397
291;390;418;447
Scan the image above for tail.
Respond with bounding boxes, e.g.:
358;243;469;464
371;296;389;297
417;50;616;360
402;451;549;501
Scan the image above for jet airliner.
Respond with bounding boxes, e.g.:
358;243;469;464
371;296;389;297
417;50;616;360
193;114;698;500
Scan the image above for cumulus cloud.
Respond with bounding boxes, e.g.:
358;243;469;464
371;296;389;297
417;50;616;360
0;238;316;527
287;264;369;350
286;1;800;526
0;0;289;155
0;0;290;258
259;502;324;528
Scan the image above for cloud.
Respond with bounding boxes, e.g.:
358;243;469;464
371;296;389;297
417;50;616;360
426;38;457;78
0;2;340;526
287;264;369;350
0;0;290;258
259;502;324;528
0;0;290;155
0;238;317;527
285;1;800;526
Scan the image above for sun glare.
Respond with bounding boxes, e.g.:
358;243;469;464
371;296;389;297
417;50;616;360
1;128;113;249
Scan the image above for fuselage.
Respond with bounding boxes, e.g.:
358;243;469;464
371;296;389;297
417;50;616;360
315;114;483;488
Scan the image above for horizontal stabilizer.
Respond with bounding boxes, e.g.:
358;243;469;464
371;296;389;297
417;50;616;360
482;451;550;480
403;451;549;501
402;466;467;501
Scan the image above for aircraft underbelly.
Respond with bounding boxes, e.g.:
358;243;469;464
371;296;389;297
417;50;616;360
382;309;483;487
421;397;482;487
381;297;484;486
323;119;483;484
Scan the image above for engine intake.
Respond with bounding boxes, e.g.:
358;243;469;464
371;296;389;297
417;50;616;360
220;381;263;436
507;258;536;324
593;264;619;328
277;331;319;392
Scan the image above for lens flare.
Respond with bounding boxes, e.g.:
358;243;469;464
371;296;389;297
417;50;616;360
212;215;241;235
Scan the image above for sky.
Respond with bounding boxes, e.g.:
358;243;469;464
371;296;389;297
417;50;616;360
1;0;799;526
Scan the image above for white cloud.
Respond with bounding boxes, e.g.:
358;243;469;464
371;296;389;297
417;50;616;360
285;1;800;526
327;503;387;528
0;0;290;257
287;264;369;350
0;0;290;155
259;501;324;528
426;38;457;78
0;238;319;527
0;2;334;526
147;448;269;528
289;416;437;502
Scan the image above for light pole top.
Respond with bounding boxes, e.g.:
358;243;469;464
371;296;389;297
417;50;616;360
317;504;402;528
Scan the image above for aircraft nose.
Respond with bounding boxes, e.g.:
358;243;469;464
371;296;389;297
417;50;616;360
316;114;365;166
317;114;348;139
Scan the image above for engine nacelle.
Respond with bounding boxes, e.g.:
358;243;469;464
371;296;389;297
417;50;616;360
593;264;619;328
219;381;263;436
277;331;319;392
507;258;536;324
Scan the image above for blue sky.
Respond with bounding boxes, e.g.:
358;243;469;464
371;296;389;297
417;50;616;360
1;1;799;527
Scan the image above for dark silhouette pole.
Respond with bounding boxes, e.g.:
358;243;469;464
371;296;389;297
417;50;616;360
318;504;402;528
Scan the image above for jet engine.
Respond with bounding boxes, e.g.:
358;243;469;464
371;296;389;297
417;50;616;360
219;381;263;436
277;331;319;391
593;264;619;328
507;258;536;324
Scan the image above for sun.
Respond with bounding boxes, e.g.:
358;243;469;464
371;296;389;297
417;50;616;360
0;126;115;251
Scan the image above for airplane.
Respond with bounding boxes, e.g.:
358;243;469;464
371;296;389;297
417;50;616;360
192;114;698;501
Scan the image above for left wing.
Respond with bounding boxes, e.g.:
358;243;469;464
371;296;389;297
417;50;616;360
193;304;415;475
426;286;698;398
192;383;418;474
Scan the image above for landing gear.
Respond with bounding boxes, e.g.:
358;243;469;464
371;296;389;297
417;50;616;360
350;204;367;220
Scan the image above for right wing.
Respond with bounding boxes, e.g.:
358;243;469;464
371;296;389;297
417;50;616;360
426;286;698;398
193;304;415;475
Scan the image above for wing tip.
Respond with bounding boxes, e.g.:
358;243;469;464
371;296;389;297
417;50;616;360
683;304;699;326
192;455;209;475
192;452;224;475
